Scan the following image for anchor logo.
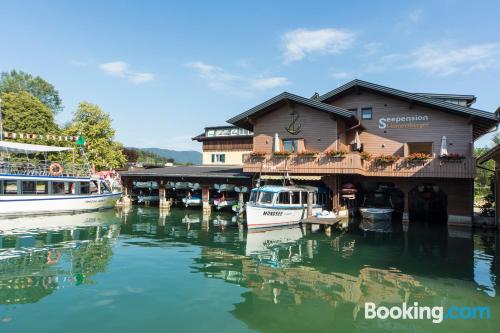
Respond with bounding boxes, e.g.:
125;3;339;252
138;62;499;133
285;110;301;135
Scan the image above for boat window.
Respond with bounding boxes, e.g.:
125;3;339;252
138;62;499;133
90;181;99;194
301;192;308;205
249;191;257;203
2;180;18;195
277;192;290;205
101;181;111;194
80;182;90;194
22;181;36;194
291;192;301;204
52;182;75;195
259;191;274;204
36;181;48;194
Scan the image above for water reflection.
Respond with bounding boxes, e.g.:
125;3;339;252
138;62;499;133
0;207;498;333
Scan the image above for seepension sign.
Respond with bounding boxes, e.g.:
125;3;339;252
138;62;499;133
378;115;430;129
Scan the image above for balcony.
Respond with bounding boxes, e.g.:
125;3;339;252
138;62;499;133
243;153;476;179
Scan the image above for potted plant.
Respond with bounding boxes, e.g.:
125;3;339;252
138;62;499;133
325;149;348;158
374;154;399;165
249;151;266;158
297;150;319;158
405;152;431;163
273;151;292;157
439;153;466;163
360;152;372;161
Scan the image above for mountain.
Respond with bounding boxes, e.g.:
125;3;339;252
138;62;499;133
140;147;202;165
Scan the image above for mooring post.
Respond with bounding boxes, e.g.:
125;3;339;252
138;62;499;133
159;181;170;211
238;192;245;216
307;191;313;218
119;179;133;207
202;185;211;214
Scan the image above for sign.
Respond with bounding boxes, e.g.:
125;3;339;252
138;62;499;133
378;115;430;129
285;110;301;135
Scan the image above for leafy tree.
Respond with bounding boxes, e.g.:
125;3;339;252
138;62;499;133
0;70;63;114
0;91;58;134
64;102;126;170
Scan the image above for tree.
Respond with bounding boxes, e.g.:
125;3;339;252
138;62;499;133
0;70;63;114
0;91;58;133
64;102;126;170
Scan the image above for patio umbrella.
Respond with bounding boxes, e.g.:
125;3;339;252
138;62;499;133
440;136;448;156
355;130;361;151
274;133;280;152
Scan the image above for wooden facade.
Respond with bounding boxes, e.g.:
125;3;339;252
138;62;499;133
202;138;253;152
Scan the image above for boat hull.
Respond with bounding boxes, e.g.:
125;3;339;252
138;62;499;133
246;204;322;228
0;193;122;216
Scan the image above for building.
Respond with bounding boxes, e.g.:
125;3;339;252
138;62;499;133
477;144;500;227
225;79;498;226
192;125;253;165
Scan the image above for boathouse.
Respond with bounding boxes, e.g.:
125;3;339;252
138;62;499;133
225;79;498;226
477;143;500;227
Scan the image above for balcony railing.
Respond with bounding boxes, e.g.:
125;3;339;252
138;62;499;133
243;153;476;179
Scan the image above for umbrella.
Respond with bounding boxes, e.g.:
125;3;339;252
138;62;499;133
355;130;361;151
440;136;448;156
274;133;280;152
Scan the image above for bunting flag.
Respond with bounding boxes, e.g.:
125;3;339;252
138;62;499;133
2;131;82;142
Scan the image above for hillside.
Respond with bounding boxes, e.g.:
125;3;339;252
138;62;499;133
140;147;202;165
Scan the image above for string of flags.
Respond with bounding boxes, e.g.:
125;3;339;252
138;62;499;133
2;131;85;144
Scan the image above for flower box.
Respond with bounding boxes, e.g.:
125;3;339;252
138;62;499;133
297;151;319;157
405;153;432;163
273;151;292;157
360;152;372;161
325;150;348;158
249;151;266;158
439;153;466;163
374;154;399;164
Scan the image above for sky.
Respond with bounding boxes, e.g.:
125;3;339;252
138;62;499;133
0;0;499;151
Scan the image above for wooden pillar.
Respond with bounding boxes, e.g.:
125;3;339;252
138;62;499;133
202;185;211;213
159;180;170;210
238;192;245;216
307;191;313;218
118;178;132;207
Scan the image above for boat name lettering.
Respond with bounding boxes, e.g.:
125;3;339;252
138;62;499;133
263;211;283;216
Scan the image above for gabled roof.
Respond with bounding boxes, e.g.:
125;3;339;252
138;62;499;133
227;91;356;130
318;79;498;139
414;93;476;106
477;144;500;165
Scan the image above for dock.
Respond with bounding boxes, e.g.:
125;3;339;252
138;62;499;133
300;216;348;234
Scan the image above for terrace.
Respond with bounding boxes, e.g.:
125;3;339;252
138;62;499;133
243;153;476;179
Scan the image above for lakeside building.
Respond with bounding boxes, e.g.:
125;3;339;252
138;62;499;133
209;79;497;226
478;143;500;227
192;126;253;165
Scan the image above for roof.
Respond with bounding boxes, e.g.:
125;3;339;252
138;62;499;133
477;144;500;164
414;93;476;106
227;91;356;130
119;165;250;180
0;141;74;153
251;185;320;193
192;133;253;142
318;79;498;139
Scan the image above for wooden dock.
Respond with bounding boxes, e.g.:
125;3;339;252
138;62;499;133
300;216;347;234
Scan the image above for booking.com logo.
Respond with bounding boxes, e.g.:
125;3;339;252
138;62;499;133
364;302;491;324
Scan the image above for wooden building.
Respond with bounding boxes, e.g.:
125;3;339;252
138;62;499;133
477;144;500;227
226;79;498;226
192;126;253;165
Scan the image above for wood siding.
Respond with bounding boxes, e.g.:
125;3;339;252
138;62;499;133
202;138;253;152
253;104;343;153
328;91;474;157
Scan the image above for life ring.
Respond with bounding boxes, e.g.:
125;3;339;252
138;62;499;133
49;163;63;176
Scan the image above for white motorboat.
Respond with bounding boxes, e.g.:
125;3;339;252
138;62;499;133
245;185;326;228
182;195;202;207
214;196;238;210
0;141;122;216
359;191;394;232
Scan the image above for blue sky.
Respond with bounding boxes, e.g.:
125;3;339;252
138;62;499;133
1;0;499;150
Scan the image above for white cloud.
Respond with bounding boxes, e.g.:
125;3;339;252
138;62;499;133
250;77;289;90
282;28;355;62
186;61;289;94
129;72;155;84
408;9;423;23
100;61;129;77
99;61;155;84
406;42;500;75
331;71;350;79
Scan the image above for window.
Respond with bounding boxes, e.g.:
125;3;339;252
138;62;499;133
100;181;111;194
407;142;432;155
22;181;36;194
278;192;290;204
283;139;299;153
90;181;99;194
211;154;226;164
2;180;18;195
249;191;257;203
259;192;274;204
291;192;301;204
361;107;373;120
301;192;308;205
52;182;75;195
80;182;90;194
36;181;48;194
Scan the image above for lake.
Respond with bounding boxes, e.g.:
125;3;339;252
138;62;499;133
0;208;498;333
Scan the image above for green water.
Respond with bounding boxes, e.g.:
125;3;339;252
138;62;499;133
0;208;498;333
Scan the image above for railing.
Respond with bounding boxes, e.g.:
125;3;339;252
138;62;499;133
0;161;92;178
243;154;476;179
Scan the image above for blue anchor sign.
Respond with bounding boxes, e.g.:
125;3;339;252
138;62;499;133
285;110;301;135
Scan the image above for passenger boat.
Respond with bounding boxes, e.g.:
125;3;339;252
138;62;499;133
0;141;122;216
245;185;325;228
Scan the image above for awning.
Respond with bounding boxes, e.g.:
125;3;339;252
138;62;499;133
260;175;322;181
0;141;74;153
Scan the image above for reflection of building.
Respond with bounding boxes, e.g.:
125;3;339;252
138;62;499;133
192;126;253;165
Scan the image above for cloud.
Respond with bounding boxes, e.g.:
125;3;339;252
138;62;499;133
331;71;350;79
406;42;500;75
186;61;289;94
282;28;355;62
250;77;289;90
408;9;423;23
99;61;155;84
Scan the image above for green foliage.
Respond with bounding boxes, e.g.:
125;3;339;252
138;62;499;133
0;91;58;133
64;102;126;170
123;147;174;165
0;70;62;114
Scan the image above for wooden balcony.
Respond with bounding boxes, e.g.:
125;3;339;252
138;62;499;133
243;154;476;179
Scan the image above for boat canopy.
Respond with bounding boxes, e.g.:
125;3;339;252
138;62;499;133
0;141;74;153
251;185;321;193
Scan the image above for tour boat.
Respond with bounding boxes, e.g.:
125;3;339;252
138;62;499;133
245;185;326;228
0;141;122;216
